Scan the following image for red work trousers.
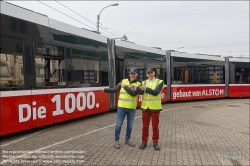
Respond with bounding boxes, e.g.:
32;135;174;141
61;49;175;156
142;109;160;143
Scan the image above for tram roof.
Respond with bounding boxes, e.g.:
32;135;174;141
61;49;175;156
1;1;107;43
229;57;250;63
115;40;166;55
170;51;225;61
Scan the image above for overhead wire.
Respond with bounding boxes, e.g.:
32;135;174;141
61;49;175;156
101;26;174;42
136;36;249;44
37;0;95;30
146;42;249;51
36;0;113;38
55;0;96;26
103;26;249;53
54;0;120;38
163;42;249;49
34;1;249;55
103;27;249;44
103;27;249;54
162;44;248;52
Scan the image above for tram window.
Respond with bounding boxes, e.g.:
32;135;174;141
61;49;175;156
34;43;65;86
174;67;193;84
171;57;196;84
0;36;24;89
195;66;206;84
206;65;224;84
235;67;250;84
71;49;99;86
194;65;224;84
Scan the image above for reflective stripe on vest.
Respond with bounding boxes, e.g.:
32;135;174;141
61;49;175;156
118;98;137;103
142;98;161;101
117;79;141;109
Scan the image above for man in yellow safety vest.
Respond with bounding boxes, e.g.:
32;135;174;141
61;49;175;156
100;67;141;149
137;67;164;151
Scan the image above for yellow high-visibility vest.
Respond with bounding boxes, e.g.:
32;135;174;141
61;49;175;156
118;79;141;109
141;78;164;110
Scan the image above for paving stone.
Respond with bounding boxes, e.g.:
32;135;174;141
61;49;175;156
1;99;249;166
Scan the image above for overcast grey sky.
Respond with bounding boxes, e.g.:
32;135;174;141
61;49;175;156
5;1;249;57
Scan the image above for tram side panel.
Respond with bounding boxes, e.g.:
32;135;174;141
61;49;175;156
170;52;226;101
0;88;110;136
229;84;250;98
0;3;112;135
228;58;250;98
171;85;225;101
69;88;110;117
1;91;32;136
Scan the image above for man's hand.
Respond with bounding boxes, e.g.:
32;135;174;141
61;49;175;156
121;83;126;88
138;86;146;90
129;85;135;90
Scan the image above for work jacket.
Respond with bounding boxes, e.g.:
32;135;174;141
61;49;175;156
140;78;164;111
118;79;141;109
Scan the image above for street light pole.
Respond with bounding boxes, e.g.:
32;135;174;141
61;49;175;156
97;3;119;33
97;15;100;32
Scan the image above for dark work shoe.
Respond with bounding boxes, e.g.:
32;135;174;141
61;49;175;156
114;141;120;149
139;142;147;150
153;142;160;151
125;140;135;147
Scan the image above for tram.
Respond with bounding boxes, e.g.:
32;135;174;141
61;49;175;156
0;1;249;136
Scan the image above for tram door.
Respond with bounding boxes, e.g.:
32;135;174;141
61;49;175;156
116;59;124;83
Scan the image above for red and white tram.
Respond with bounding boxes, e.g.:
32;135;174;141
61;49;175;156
0;1;249;136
